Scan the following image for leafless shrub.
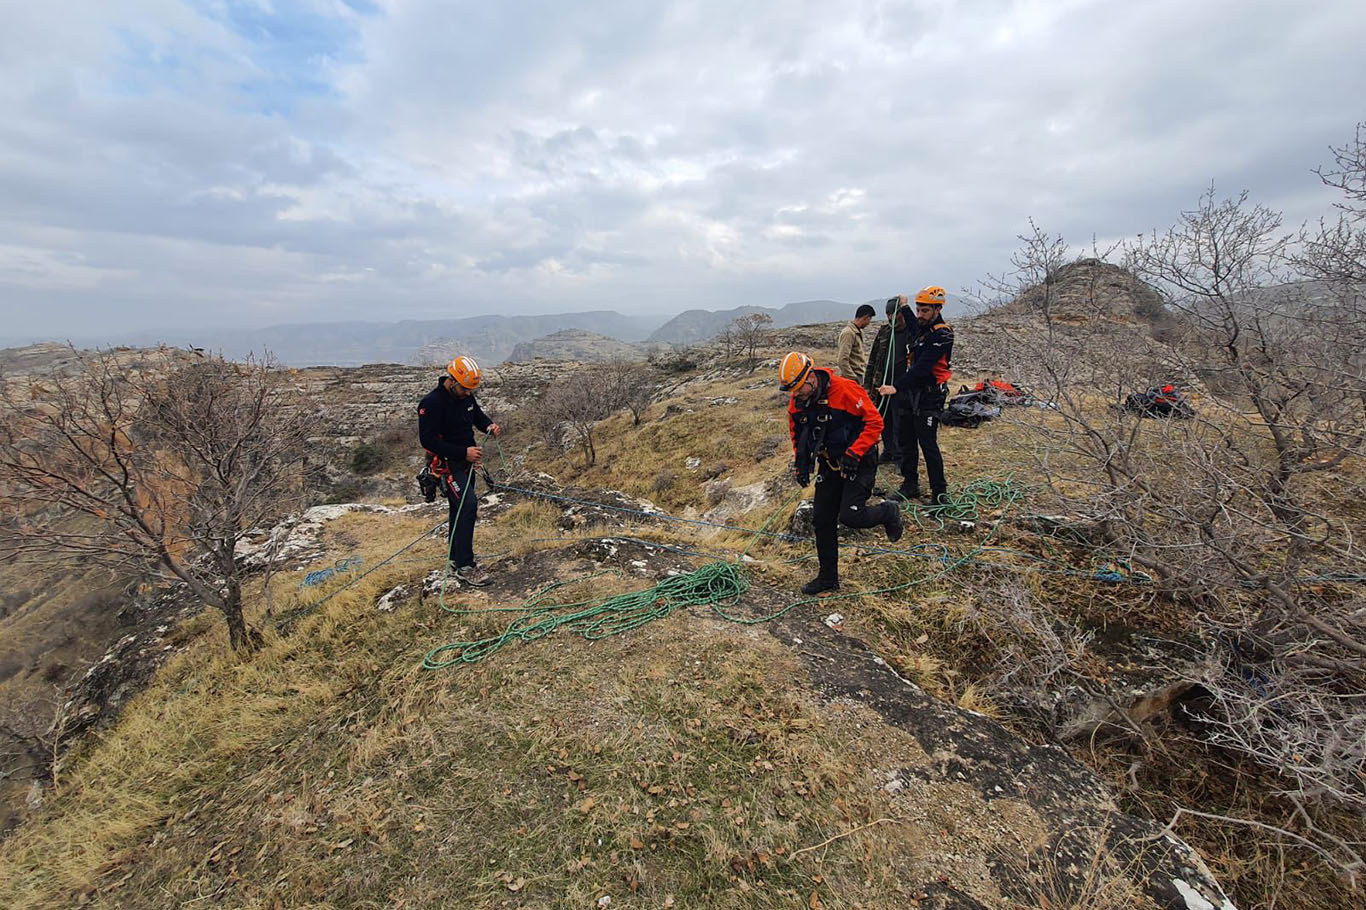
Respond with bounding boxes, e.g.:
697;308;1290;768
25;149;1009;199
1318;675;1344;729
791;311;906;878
1190;642;1366;843
534;371;615;466
732;312;773;368
966;576;1091;712
533;360;663;464
983;128;1366;880
0;347;311;652
1300;122;1366;288
715;325;739;359
600;358;657;425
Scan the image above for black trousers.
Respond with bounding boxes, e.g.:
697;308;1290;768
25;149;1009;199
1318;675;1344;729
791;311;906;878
813;448;892;581
898;385;948;497
442;467;479;568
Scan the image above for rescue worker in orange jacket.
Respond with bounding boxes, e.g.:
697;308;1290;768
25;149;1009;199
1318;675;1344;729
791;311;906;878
878;286;954;506
782;352;903;595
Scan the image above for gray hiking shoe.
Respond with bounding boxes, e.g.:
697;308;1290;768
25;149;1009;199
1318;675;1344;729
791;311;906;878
454;564;491;587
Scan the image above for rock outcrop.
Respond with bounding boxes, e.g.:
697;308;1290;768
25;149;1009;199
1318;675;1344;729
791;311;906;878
761;598;1237;910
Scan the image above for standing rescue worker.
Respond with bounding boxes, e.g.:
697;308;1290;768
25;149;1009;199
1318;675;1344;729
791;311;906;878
418;356;502;586
782;352;903;595
836;304;875;380
878;286;954;506
864;296;916;463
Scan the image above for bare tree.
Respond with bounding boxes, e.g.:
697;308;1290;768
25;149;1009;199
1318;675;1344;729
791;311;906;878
601;358;657;426
1008;218;1070;327
986;173;1366;881
535;371;615;466
1300;121;1366;287
732;312;773;368
0;348;311;652
715;325;739;359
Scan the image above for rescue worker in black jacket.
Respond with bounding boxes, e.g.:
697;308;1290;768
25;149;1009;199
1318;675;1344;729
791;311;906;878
417;356;502;586
863;295;917;462
782;352;903;595
878;286;954;507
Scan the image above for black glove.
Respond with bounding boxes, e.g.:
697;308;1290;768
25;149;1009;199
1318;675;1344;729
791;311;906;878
839;450;862;479
793;462;810;487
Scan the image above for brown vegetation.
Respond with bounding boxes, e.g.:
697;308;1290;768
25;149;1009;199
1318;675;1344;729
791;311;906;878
0;348;311;652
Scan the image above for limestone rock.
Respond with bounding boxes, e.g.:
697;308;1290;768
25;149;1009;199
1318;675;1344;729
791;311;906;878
765;606;1238;910
702;480;772;524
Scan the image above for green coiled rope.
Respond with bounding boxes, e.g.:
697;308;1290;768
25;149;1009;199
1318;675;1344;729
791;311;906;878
896;474;1030;530
422;562;750;669
419;463;1033;670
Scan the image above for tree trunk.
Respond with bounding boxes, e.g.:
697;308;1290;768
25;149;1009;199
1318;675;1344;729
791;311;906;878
220;598;263;653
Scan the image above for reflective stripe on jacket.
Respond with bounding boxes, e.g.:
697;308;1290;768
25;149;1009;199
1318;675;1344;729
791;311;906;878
788;369;884;461
894;319;954;394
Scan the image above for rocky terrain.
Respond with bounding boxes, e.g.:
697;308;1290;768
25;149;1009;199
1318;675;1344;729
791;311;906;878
1;271;1360;907
4;468;1236;908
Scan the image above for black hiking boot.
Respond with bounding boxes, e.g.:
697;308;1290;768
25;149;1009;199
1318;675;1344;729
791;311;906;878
895;480;922;502
800;576;840;596
883;503;904;543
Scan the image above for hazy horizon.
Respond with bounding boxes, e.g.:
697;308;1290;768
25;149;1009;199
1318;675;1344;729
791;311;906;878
0;296;869;350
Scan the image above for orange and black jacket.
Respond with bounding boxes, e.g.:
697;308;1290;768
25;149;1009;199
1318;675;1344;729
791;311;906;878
788;369;884;466
893;308;954;394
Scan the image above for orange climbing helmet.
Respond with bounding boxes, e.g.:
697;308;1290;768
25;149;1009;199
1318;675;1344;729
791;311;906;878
778;351;814;392
914;285;947;308
446;355;482;390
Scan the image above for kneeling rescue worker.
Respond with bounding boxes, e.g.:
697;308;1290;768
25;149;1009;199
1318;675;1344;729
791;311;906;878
418;355;502;587
781;352;903;595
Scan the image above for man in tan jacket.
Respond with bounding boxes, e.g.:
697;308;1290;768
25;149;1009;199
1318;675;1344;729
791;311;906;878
836;304;875;380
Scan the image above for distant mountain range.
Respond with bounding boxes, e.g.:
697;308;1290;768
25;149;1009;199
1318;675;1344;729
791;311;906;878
646;299;859;344
8;299;866;367
15;311;662;368
505;329;645;363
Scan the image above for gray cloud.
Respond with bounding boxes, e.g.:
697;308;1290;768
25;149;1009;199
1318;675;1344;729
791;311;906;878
1;0;1363;343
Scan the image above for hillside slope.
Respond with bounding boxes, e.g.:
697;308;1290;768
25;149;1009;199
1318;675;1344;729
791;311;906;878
0;501;1231;909
3;308;1358;908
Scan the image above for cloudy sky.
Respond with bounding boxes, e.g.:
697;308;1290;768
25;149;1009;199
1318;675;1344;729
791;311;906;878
1;0;1362;342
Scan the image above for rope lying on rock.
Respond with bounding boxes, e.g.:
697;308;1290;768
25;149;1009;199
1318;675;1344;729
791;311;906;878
418;464;1036;671
421;562;750;669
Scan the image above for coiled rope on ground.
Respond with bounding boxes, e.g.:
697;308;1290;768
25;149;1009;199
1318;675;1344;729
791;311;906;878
418;437;1038;669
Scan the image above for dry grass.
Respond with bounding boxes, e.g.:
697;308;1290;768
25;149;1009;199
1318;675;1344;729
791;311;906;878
0;540;953;908
4;342;1360;908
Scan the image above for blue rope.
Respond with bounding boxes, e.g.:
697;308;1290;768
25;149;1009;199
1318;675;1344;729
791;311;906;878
300;556;365;587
